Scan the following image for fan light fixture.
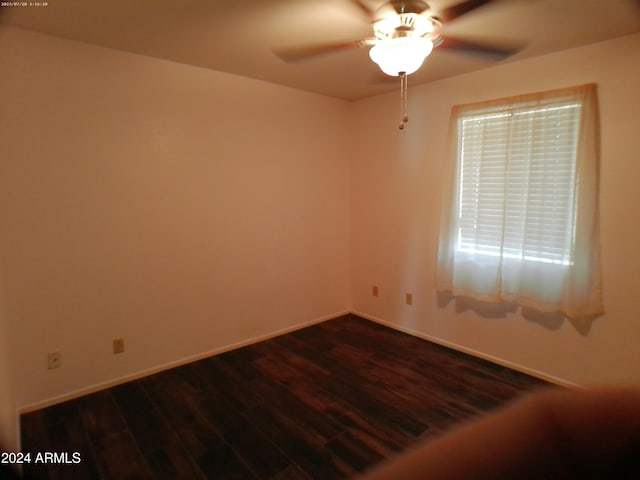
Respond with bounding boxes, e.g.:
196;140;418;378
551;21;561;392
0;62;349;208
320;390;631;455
367;7;438;129
368;9;436;76
273;0;524;130
369;37;433;76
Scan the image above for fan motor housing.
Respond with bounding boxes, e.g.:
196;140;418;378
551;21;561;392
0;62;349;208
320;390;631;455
387;0;430;15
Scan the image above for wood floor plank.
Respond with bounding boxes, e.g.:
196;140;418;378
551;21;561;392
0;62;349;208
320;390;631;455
243;404;352;480
20;314;553;479
91;430;154;480
248;378;344;442
111;383;184;455
193;444;257;480
216;345;266;381
111;386;207;479
201;394;292;478
159;411;225;461
143;447;206;480
270;335;429;438
321;402;416;454
269;464;313;480
325;429;386;474
21;401;102;480
186;357;265;412
76;391;129;441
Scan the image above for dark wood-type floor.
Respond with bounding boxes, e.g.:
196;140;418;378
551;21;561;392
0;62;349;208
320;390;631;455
20;314;552;480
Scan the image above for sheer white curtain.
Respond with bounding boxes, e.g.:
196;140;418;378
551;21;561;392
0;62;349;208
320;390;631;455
437;84;603;319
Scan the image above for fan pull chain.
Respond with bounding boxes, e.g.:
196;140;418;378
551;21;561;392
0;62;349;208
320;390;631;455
398;72;409;130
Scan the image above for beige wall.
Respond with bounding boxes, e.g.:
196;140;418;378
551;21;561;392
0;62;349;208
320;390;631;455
0;273;18;451
0;26;351;410
351;33;640;387
1;25;639;449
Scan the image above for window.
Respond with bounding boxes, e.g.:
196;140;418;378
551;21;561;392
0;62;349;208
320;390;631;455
437;84;603;319
458;100;581;265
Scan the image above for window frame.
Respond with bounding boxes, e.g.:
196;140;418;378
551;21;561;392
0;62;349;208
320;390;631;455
453;97;584;267
436;83;604;318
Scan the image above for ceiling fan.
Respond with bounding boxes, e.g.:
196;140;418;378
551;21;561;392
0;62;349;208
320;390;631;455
274;0;523;128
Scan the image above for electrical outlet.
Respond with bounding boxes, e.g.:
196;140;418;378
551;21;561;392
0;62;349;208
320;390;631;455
406;293;413;305
113;338;125;354
372;285;379;297
47;351;61;370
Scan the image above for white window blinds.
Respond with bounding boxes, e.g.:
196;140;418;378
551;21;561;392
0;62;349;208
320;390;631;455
457;100;582;265
437;84;603;319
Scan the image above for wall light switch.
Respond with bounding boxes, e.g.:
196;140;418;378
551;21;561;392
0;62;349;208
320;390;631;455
373;285;379;297
406;293;413;305
113;338;125;354
47;351;61;370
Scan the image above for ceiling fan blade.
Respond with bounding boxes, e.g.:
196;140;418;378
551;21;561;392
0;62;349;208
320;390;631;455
273;40;364;62
436;35;524;58
436;0;496;23
348;0;378;20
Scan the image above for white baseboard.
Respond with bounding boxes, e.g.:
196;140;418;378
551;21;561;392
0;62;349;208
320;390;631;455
350;310;583;390
19;310;350;414
20;307;581;414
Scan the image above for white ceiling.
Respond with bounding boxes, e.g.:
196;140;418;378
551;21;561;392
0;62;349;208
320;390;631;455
1;0;638;100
